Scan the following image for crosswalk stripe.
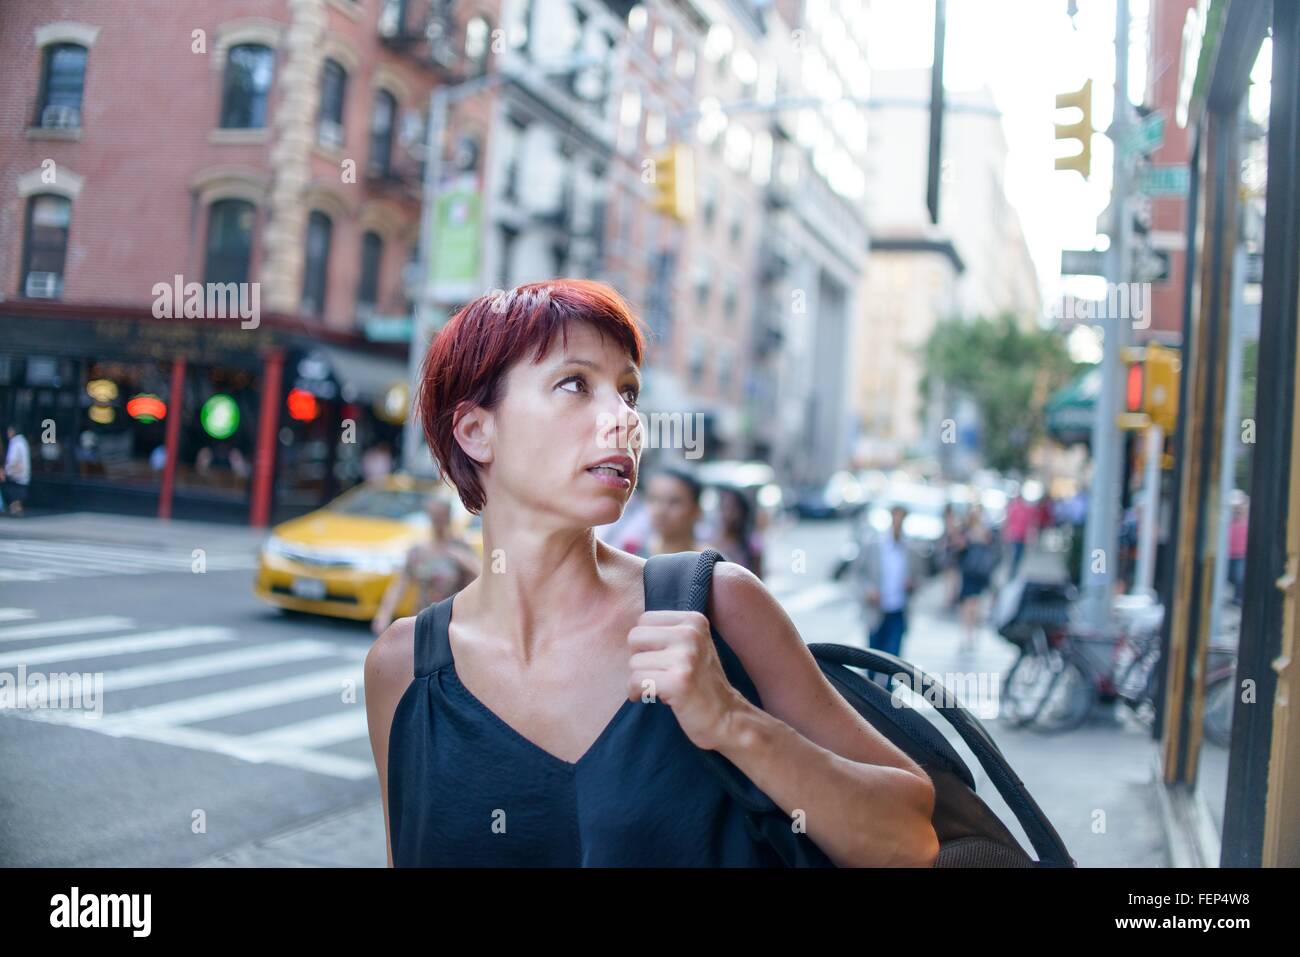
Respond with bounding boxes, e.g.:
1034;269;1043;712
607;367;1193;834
241;708;369;751
0;627;235;668
14;709;374;780
96;640;340;693
0;570;53;582
0;609;36;623
780;582;850;615
0;616;135;643
102;665;362;726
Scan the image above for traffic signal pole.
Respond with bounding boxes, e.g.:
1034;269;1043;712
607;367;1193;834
1081;0;1132;628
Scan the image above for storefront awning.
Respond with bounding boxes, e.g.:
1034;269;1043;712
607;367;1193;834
1045;366;1100;446
317;344;408;405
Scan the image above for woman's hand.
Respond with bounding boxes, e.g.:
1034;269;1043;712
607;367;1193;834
626;609;748;752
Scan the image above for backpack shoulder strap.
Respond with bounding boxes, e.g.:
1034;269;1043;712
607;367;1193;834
643;549;721;613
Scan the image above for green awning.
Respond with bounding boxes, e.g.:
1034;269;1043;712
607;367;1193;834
1046;367;1100;445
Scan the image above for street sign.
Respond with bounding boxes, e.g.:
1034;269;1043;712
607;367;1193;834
1137;165;1191;196
1061;249;1106;276
1117;111;1166;157
363;314;414;342
1134;246;1171;283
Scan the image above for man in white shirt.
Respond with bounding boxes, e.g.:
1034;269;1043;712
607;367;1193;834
3;425;32;516
855;505;922;684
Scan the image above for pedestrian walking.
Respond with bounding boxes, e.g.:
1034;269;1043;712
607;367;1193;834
708;485;764;579
2;425;32;517
643;466;706;556
371;494;478;636
956;506;1000;654
365;279;937;867
1004;490;1036;578
855;505;923;688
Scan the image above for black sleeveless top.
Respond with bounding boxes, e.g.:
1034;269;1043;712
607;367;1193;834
386;563;783;867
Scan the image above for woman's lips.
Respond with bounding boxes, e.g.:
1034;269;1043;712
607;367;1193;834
586;466;632;489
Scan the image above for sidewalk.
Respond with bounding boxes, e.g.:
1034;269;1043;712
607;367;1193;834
195;797;388;868
899;541;1169;867
0;511;264;553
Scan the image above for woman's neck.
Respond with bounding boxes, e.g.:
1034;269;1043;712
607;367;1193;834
459;508;621;662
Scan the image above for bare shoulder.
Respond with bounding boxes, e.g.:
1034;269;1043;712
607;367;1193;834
365;615;416;699
705;559;789;653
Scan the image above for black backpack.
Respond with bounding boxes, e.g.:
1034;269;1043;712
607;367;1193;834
643;549;1075;868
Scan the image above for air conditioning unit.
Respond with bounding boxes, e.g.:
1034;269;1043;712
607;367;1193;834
41;104;80;129
25;271;61;298
318;119;344;149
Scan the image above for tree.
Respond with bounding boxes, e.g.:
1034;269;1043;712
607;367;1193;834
920;312;1079;474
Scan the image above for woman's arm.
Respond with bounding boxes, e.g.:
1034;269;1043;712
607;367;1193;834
363;617;416;867
707;562;938;867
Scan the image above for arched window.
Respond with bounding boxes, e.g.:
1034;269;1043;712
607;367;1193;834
301;211;333;317
358;231;384;311
36;43;87;128
21;194;72;299
204;199;255;286
220;43;275;128
369;89;396;175
317;58;348;148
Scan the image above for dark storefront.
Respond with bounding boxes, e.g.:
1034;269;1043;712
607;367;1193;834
0;302;409;525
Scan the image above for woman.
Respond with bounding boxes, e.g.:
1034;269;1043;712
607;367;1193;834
643;467;706;556
371;494;478;637
956;507;999;654
364;279;937;867
710;486;764;579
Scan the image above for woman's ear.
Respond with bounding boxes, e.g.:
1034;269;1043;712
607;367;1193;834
452;402;495;467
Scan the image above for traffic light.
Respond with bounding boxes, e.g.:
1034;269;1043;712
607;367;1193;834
1119;344;1181;433
650;144;695;221
1055;78;1093;178
1143;342;1180;432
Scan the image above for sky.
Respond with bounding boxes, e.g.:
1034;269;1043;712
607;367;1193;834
865;0;1150;322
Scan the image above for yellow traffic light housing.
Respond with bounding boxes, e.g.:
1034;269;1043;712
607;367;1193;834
650;144;695;221
1143;342;1180;432
1055;78;1093;178
1119;343;1181;433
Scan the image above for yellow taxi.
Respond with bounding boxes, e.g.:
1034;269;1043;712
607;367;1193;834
254;474;482;622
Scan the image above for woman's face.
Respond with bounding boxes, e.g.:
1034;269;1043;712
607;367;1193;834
646;474;700;539
463;321;642;530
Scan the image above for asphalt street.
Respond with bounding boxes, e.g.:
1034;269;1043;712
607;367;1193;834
1;512;1168;867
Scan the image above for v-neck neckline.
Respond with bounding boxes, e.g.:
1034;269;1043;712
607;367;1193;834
439;571;645;771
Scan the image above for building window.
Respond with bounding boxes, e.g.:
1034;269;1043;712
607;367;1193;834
466;16;490;73
21;194;71;299
317;58;347;149
203;199;255;286
358;231;383;311
220;44;274;128
653;25;672;59
689;339;706;385
645;111;666;147
35;43;87;128
301;211;332;317
675;47;695;81
369;89;396;175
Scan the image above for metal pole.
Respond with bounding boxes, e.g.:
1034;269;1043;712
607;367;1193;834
1208;240;1248;641
402;85;448;477
1082;0;1131;627
1135;423;1162;596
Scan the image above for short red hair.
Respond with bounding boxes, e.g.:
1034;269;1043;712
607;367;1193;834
416;279;647;513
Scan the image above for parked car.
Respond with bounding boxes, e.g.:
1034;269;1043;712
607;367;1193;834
790;470;866;520
254;473;481;622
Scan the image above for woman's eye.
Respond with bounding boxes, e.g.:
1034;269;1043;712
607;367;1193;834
624;389;640;407
559;376;587;394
